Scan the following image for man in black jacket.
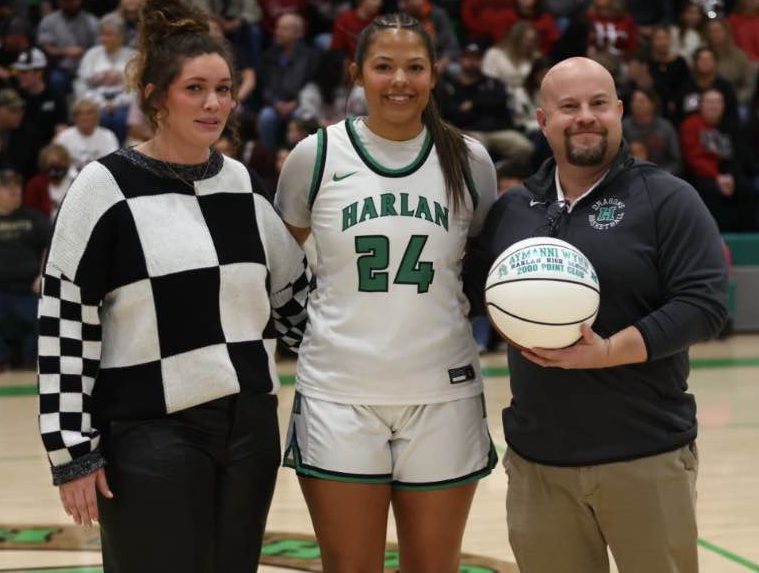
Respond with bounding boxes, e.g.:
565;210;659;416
469;57;728;573
439;41;533;165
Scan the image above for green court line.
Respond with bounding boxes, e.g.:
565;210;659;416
0;386;36;397
691;357;759;369
697;539;759;571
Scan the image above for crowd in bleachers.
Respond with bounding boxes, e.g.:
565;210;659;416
0;0;758;227
2;0;759;369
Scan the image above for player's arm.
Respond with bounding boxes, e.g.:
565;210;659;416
462;137;498;313
274;131;319;245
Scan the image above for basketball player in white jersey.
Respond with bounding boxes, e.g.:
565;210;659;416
275;13;499;573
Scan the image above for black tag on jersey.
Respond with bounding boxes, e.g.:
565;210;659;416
449;364;476;384
293;392;302;415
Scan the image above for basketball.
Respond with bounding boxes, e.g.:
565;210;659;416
485;237;600;349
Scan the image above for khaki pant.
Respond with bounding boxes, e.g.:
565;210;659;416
504;444;699;573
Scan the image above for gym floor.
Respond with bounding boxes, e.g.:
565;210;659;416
2;334;758;572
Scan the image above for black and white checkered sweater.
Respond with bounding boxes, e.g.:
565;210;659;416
38;149;309;485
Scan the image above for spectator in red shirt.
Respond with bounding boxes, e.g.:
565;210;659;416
679;88;756;230
460;0;516;44
587;0;638;58
331;0;382;58
509;0;559;55
729;0;759;62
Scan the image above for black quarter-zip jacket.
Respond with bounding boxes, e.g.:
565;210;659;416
467;144;728;465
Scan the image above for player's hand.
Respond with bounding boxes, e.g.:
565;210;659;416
58;468;113;527
521;323;611;369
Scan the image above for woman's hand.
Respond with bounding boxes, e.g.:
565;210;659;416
58;468;114;527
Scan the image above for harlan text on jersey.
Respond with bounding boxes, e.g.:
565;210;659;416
342;192;449;232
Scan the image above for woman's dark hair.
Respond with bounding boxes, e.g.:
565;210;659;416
127;0;238;132
354;13;470;213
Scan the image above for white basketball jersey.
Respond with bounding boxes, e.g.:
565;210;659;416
290;118;484;405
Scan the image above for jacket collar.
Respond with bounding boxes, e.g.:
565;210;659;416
524;140;635;204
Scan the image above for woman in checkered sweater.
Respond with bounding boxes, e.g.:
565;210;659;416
37;1;308;571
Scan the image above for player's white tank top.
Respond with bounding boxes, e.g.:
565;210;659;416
294;119;483;405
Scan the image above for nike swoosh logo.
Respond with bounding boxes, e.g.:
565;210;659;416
529;200;544;207
333;171;358;182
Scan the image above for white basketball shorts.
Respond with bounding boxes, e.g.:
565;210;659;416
283;392;497;489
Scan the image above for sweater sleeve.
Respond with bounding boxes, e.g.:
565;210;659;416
254;194;309;350
634;175;728;360
38;162;123;485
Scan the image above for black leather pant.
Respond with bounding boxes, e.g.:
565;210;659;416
97;392;280;573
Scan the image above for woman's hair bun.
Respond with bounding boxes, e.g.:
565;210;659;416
138;0;210;48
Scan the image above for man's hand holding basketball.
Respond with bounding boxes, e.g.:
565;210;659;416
522;324;648;369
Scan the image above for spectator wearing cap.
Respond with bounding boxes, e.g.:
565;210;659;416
37;0;99;95
0;168;50;371
439;40;534;165
0;88;45;178
12;47;69;143
53;98;118;174
74;14;135;144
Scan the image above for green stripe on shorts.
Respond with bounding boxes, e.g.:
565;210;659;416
392;440;499;491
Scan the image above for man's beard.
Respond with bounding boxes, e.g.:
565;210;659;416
565;132;608;166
